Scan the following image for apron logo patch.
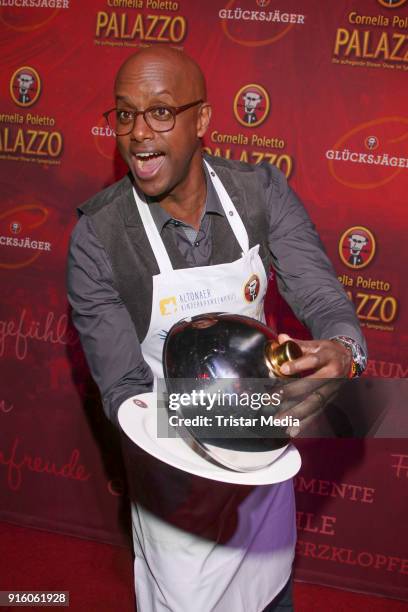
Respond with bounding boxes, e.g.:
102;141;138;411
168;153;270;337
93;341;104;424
160;296;178;316
243;274;261;302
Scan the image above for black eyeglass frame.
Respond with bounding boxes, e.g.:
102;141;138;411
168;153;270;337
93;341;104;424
103;99;204;135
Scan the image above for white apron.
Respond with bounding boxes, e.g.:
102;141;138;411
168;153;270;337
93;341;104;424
129;161;297;612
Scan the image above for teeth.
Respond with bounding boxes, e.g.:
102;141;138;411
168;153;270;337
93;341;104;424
136;152;162;159
134;151;164;171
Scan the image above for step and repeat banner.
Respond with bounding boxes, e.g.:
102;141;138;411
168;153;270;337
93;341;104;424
0;0;407;601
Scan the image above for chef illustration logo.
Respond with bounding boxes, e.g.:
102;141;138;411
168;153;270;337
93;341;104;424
377;0;407;7
244;274;261;302
233;84;270;129
133;398;148;408
339;226;376;270
10;221;22;234
160;296;178;316
365;136;379;150
10;66;41;108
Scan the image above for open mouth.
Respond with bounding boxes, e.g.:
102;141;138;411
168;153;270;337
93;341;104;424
132;151;165;179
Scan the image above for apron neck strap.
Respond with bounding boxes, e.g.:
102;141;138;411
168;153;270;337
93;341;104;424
132;187;173;273
132;161;250;274
204;160;249;254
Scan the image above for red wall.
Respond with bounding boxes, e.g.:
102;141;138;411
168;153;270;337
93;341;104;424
0;0;407;600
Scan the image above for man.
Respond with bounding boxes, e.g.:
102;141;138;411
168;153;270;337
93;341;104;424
67;47;366;611
17;72;34;104
348;232;368;267
242;90;262;125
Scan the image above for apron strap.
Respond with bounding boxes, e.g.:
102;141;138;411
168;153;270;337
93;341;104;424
133;187;174;273
133;162;250;273
204;160;249;254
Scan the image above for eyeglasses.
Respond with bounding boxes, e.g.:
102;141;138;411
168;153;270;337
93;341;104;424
103;99;203;135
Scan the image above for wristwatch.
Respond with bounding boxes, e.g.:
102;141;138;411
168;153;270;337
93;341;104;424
331;336;367;378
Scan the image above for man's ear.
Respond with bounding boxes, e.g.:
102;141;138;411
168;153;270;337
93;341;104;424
197;103;212;138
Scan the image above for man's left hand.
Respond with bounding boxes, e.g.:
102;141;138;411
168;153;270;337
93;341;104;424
278;333;352;378
275;333;352;437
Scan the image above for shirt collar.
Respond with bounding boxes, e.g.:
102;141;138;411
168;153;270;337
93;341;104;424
148;162;225;234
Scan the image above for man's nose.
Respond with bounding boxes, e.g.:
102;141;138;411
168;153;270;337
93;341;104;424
130;112;154;141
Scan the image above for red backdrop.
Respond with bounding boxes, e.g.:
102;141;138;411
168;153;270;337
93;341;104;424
0;0;407;601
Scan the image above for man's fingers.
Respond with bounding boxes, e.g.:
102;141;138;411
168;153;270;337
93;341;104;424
280;392;325;424
280;378;342;406
287;412;322;438
277;378;325;400
281;345;350;377
279;381;343;436
277;335;323;375
280;353;322;375
277;333;292;344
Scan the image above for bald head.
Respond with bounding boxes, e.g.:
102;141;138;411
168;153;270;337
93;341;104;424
112;46;211;203
115;47;207;102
